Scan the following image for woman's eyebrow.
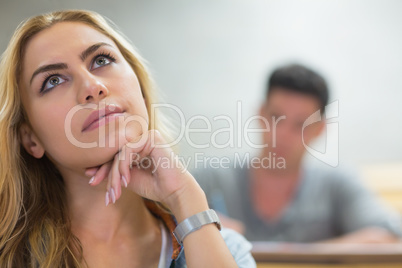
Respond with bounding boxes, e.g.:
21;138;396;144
30;63;68;85
29;42;113;85
79;42;112;61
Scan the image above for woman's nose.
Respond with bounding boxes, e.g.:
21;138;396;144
77;72;109;104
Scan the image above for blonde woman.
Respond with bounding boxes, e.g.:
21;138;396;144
0;10;255;268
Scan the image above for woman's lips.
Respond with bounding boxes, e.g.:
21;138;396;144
82;105;125;132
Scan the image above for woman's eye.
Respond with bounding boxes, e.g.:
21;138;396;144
91;56;112;70
49;77;61;85
41;75;66;93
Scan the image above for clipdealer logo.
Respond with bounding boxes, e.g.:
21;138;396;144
63;100;339;168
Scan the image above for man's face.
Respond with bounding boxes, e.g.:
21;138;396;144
260;88;324;169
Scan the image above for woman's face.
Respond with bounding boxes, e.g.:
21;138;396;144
19;22;149;174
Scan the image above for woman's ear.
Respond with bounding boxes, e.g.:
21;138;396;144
19;123;45;159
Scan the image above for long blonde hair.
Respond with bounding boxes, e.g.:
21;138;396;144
0;10;163;267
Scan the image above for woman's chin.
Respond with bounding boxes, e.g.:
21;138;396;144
82;146;121;168
72;128;144;168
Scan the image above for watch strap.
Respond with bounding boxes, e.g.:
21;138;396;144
173;209;221;245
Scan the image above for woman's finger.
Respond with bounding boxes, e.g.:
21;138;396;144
89;161;112;186
106;154;122;205
85;167;99;178
118;144;136;187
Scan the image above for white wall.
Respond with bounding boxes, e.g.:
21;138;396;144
1;0;401;167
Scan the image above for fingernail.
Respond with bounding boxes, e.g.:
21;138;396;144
89;176;95;184
122;176;128;188
105;191;110;206
110;188;116;204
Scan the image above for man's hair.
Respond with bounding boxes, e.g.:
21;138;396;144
266;64;329;113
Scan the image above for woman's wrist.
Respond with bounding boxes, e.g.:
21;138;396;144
164;177;209;223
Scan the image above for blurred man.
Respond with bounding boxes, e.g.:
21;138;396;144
193;64;402;242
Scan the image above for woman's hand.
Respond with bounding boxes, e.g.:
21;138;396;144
85;130;203;213
85;130;240;267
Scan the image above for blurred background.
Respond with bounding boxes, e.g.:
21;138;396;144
1;0;401;168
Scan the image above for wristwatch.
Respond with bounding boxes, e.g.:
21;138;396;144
173;209;221;245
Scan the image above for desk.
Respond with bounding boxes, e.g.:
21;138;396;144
252;242;402;267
